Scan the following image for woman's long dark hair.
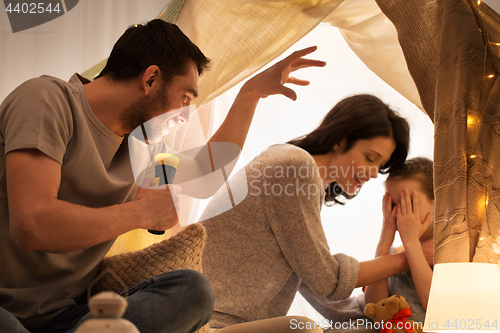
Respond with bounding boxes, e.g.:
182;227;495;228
288;94;410;205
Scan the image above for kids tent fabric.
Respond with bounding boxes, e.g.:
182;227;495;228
86;0;500;266
376;0;500;264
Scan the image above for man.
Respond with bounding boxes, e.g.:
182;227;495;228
0;19;325;333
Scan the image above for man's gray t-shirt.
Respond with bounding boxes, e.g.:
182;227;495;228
0;74;137;329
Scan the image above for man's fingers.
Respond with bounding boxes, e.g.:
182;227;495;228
288;46;319;60
280;86;297;101
280;46;325;70
286;77;309;86
289;58;327;71
150;178;160;187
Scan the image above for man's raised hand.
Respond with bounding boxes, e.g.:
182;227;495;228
244;46;326;101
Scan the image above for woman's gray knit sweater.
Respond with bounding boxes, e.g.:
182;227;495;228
200;144;360;328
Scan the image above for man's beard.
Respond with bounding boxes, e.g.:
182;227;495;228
121;87;170;144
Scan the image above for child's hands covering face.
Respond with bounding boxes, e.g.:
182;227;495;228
396;189;432;243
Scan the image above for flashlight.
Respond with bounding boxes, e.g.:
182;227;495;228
148;153;179;235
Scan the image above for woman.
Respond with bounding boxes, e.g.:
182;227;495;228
200;94;416;331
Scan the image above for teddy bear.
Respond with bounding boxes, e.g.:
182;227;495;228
364;295;423;333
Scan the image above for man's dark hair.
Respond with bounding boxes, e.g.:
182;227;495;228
95;19;210;84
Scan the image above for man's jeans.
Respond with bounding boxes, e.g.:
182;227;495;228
0;269;214;333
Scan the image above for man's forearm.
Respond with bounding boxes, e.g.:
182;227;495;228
207;82;260;149
7;149;180;254
11;198;144;253
171;86;260;199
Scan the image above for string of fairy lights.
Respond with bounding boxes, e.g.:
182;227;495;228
470;0;499;250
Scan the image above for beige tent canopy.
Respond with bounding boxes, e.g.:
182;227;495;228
85;0;500;265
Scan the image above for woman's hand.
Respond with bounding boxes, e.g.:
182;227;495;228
242;46;326;101
397;189;432;244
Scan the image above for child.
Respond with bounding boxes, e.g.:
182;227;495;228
364;157;434;324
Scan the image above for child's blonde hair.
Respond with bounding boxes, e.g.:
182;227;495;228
386;157;434;200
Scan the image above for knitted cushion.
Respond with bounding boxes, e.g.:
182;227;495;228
95;223;206;292
93;223;210;333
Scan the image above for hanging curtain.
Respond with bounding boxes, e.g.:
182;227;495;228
376;0;500;264
176;0;422;111
322;0;422;110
